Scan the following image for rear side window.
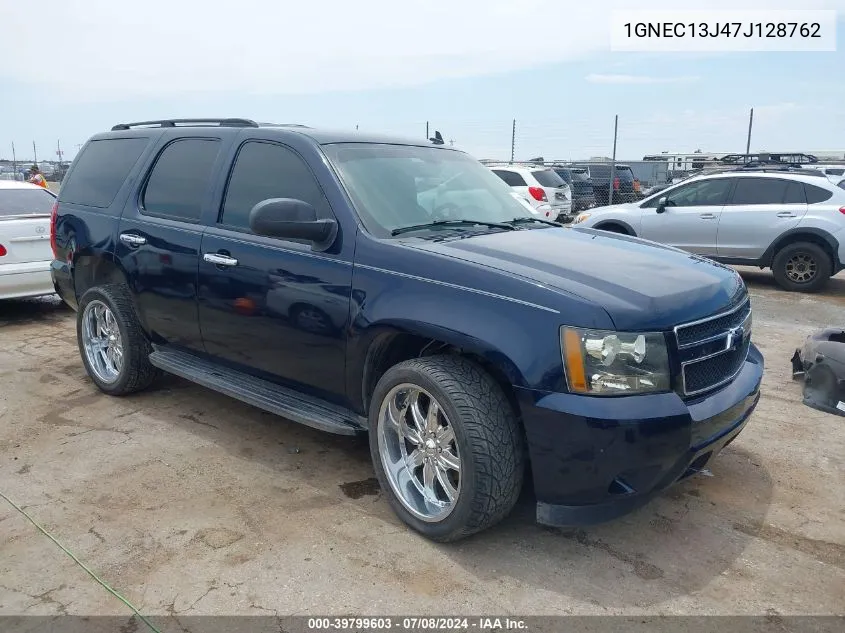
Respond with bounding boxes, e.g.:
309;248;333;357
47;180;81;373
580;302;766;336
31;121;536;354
58;138;148;209
220;141;331;231
142;139;221;221
492;170;527;187
0;188;56;216
805;183;834;204
730;178;797;205
531;169;565;187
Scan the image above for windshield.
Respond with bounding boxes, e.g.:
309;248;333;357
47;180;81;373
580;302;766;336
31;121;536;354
0;188;55;216
323;143;536;237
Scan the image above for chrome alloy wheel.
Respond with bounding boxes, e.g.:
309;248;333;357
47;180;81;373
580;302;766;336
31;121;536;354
81;299;124;384
377;384;462;522
785;253;818;284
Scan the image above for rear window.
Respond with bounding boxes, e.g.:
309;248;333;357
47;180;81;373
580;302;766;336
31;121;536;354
805;183;833;204
553;169;572;185
0;188;55;216
531;169;565;187
614;167;635;183
584;164;610;178
570;168;591;182
58;138;149;209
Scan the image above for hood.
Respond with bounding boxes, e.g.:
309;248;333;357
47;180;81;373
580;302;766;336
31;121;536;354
407;227;747;331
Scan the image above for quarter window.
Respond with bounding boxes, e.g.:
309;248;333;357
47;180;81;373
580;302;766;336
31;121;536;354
491;170;527;187
142;139;220;221
220;141;331;231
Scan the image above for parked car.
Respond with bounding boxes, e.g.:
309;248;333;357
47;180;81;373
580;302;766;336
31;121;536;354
52;118;763;541
488;164;571;220
570;163;638;205
552;166;596;213
572;169;845;292
816;165;845;184
0;181;57;299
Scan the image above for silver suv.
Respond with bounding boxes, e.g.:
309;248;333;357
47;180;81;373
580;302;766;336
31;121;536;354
572;169;845;292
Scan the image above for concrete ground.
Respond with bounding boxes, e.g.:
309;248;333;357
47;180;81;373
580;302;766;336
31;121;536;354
0;269;843;617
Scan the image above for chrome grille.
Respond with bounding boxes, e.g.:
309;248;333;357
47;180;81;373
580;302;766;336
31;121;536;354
675;299;752;396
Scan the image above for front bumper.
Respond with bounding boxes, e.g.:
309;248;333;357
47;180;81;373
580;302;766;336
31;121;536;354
517;343;764;526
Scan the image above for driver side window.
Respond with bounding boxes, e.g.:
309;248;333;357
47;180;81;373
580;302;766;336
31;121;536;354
647;178;732;208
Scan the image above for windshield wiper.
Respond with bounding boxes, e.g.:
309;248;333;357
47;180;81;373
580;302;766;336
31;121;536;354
507;216;562;227
391;219;516;236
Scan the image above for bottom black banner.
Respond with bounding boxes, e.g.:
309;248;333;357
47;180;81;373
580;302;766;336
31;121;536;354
0;616;842;633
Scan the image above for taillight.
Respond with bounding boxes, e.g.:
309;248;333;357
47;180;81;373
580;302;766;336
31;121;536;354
50;202;58;259
528;186;547;202
840;206;845;215
0;244;6;257
613;177;620;190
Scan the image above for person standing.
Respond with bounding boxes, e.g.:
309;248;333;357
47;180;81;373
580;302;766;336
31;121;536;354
28;165;48;188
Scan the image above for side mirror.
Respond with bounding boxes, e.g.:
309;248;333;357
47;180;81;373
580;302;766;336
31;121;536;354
656;196;668;214
249;198;337;249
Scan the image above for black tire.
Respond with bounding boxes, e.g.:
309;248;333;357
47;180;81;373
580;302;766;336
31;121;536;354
368;355;524;542
76;284;160;395
771;242;832;293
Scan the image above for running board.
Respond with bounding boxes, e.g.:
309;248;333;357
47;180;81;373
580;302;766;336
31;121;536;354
149;347;366;436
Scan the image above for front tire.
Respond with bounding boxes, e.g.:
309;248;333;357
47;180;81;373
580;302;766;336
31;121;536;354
77;284;159;395
772;242;831;293
368;355;524;542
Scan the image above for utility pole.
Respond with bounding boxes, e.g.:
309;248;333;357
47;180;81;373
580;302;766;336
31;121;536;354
57;139;64;166
426;121;429;139
745;108;754;161
32;141;37;166
11;142;17;180
510;119;516;163
608;115;619;206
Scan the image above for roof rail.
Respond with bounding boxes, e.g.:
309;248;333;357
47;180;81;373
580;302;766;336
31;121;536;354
110;118;259;131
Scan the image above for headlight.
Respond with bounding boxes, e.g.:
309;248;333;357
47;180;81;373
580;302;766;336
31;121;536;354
561;327;671;395
573;212;591;224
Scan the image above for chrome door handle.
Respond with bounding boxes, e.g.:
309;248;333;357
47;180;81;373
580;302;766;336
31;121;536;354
699;213;717;219
777;212;797;218
119;233;147;246
203;253;239;267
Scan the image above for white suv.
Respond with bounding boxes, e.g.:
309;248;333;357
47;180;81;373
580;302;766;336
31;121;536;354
488;165;572;220
572;169;845;292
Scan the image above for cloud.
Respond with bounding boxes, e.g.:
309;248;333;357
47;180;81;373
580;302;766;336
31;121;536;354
586;74;699;85
1;0;843;102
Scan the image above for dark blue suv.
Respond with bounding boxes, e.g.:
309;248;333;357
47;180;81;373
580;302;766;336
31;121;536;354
50;119;763;541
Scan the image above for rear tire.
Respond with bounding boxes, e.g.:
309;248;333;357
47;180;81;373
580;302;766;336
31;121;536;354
77;284;160;395
368;355;524;542
771;242;831;293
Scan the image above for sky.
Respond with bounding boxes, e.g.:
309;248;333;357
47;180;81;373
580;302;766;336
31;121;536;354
1;0;844;163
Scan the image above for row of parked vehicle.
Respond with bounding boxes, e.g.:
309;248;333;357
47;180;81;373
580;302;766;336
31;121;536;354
484;161;642;222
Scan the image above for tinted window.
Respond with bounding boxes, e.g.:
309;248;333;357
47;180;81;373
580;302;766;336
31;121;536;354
784;181;806;204
0;188;56;216
644;178;731;208
59;138;148;209
730;178;795;205
570;168;591;182
492;170;526;187
554;169;572;185
142;139;220;221
221;141;330;231
614;167;634;183
584;164;610;178
825;168;844;176
805;183;833;204
838;180;845;191
531;169;565;187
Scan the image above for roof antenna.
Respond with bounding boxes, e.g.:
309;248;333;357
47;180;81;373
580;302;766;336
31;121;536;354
429;130;444;145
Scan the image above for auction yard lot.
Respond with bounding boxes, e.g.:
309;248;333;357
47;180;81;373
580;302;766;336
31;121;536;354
1;269;843;617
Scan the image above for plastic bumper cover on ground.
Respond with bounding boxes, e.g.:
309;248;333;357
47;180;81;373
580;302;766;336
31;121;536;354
517;344;764;527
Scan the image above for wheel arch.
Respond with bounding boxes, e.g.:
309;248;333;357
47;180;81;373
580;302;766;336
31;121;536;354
593;219;636;235
763;228;840;270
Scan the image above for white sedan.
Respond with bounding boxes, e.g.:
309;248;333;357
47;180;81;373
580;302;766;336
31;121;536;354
0;181;57;300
